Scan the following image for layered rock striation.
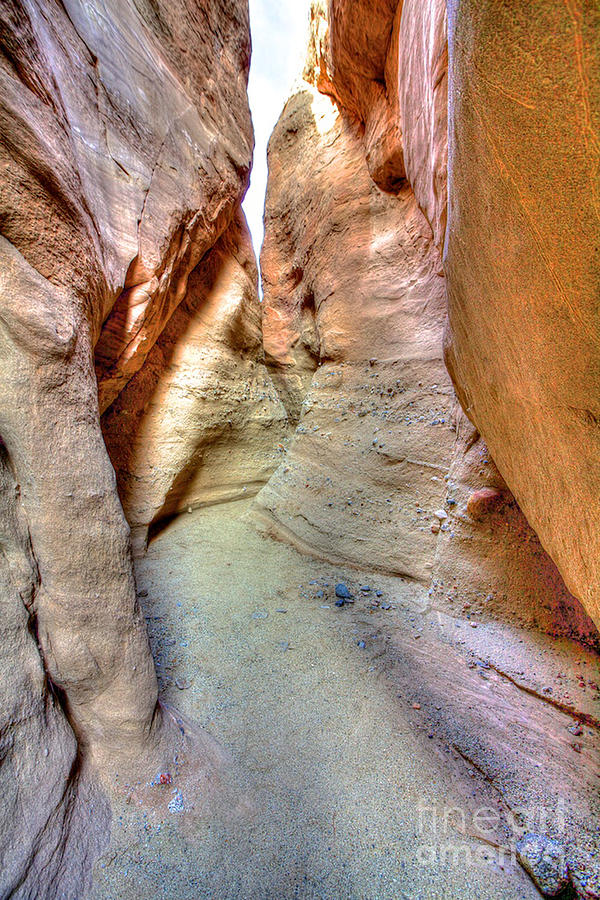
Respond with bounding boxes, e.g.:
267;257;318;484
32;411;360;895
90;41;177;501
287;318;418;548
102;210;287;553
307;0;600;634
256;80;455;580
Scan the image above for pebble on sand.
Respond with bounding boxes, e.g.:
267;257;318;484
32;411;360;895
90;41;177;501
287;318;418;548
516;833;569;897
168;789;185;814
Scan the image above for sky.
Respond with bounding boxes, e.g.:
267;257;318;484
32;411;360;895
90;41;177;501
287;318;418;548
243;0;313;257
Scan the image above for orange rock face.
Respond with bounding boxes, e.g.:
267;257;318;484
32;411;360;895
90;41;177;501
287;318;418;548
397;0;448;250
306;0;600;636
444;1;600;628
308;0;405;192
257;34;597;643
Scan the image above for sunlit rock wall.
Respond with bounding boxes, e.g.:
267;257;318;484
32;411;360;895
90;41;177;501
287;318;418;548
256;0;598;644
255;80;454;580
444;0;600;629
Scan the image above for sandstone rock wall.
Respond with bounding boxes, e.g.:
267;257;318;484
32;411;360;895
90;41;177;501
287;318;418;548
256;0;599;640
430;405;600;646
0;442;110;897
0;0;257;892
321;0;600;634
397;0;447;250
255;83;456;581
444;0;600;628
102;210;288;553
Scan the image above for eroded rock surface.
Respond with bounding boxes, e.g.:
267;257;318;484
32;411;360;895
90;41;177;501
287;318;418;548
103;210;288;553
256;1;595;644
293;0;600;640
255;83;455;580
430;406;600;648
0;443;110;897
0;0;255;892
444;1;600;630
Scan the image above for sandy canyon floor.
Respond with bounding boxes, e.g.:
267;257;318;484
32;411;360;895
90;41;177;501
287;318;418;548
91;500;599;900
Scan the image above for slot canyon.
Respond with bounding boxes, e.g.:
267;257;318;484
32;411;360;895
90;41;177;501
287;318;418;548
0;0;599;897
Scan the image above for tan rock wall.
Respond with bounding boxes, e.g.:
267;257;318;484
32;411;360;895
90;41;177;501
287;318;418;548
0;0;255;891
255;85;456;580
304;0;600;635
0;443;110;897
103;210;288;553
397;0;448;250
310;0;406;192
430;406;599;647
257;0;598;646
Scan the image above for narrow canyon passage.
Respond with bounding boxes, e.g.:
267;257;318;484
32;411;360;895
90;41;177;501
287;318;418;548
93;499;600;898
92;501;546;899
93;0;600;890
0;0;599;898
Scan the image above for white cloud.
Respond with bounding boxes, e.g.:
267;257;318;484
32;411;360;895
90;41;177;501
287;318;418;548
243;0;312;261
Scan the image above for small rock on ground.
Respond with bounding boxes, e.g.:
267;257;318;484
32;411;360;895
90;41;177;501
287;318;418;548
516;833;569;897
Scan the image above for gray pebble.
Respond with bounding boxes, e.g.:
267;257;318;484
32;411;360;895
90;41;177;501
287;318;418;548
516;833;569;897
